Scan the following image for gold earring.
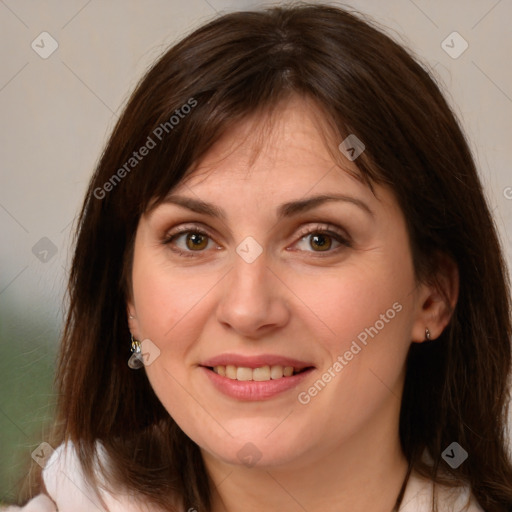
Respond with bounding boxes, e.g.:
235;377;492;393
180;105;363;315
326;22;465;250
131;333;141;353
425;328;431;341
128;334;143;369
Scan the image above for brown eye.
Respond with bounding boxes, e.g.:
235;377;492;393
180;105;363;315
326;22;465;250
309;233;332;251
292;226;350;255
163;228;218;256
186;232;208;250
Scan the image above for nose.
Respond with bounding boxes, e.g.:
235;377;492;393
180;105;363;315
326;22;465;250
215;253;290;338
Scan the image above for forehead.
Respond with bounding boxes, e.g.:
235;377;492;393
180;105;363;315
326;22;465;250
177;95;368;198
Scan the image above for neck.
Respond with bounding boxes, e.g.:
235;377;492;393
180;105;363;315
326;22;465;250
201;396;409;512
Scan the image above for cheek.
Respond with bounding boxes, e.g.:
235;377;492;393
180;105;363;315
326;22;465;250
288;257;415;358
305;293;414;428
131;254;211;427
131;248;217;344
287;251;415;423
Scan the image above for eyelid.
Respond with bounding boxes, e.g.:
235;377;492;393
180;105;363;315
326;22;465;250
294;222;349;242
162;223;216;243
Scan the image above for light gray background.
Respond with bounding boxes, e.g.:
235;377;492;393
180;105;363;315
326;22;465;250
1;0;511;501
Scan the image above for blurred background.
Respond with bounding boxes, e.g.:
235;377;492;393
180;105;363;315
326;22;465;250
1;0;511;503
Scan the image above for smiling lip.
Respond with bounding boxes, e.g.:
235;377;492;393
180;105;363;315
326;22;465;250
199;353;315;401
201;366;314;400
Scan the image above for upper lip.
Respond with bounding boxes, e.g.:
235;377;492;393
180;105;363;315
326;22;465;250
201;353;314;370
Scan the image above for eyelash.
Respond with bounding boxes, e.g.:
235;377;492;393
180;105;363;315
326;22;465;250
162;223;351;258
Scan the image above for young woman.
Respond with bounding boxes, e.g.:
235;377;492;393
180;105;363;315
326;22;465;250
6;3;512;511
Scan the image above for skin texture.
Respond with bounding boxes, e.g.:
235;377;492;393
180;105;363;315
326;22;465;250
127;95;458;512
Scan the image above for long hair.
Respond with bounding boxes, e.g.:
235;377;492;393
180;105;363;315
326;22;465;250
25;3;512;511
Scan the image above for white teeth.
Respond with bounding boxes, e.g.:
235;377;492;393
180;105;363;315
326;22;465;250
226;365;237;379
212;364;298;381
253;365;270;381
236;367;253;381
270;365;283;379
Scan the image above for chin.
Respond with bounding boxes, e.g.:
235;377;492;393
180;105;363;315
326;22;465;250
195;423;313;469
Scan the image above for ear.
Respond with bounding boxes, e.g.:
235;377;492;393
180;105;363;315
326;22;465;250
411;252;459;343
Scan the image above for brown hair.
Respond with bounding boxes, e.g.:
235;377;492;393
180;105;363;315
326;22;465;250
26;3;512;511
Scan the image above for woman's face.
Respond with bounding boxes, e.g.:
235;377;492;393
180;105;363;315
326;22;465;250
128;96;428;469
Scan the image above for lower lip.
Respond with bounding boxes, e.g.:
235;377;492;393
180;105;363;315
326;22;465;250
201;366;314;401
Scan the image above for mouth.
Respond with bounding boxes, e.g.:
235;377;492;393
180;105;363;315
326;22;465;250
199;354;315;401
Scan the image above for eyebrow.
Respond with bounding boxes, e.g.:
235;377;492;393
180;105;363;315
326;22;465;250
160;193;374;220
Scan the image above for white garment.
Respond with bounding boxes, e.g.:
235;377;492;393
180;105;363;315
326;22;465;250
2;442;485;512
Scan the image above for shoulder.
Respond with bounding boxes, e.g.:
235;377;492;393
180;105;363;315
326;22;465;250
41;441;179;512
399;471;484;512
41;441;107;511
0;495;56;512
1;442;183;512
